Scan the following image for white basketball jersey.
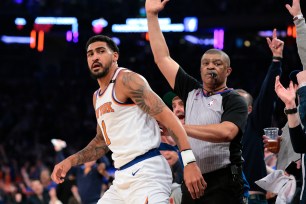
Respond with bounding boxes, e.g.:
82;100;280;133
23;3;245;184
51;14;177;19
95;68;161;168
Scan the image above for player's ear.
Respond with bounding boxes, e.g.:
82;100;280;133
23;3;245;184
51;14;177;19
113;52;119;62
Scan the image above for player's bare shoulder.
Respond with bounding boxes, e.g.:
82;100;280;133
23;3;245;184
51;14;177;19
92;90;98;109
117;69;165;116
115;69;147;100
118;69;147;88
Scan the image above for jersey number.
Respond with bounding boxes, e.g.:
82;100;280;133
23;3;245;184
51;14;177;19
101;120;111;145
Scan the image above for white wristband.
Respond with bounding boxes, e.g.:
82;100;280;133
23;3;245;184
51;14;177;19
293;14;304;21
181;149;196;167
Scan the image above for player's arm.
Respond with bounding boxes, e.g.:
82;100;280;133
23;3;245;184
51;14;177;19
69;125;109;166
68;92;110;165
146;0;179;89
51;125;109;184
51;94;109;184
118;71;206;199
120;71;189;150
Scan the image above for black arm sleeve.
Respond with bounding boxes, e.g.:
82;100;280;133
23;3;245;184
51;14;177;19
221;91;248;134
173;67;202;105
289;124;306;153
249;61;282;135
298;86;306;127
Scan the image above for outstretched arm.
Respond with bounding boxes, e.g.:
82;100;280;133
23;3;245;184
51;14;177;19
51;93;109;184
285;0;302;19
119;70;206;199
146;0;180;89
51;124;109;184
251;29;283;131
286;0;306;70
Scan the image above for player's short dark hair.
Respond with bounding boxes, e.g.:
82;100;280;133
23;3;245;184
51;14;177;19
86;35;119;54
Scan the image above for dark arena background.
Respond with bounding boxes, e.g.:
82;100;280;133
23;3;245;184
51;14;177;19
0;0;304;202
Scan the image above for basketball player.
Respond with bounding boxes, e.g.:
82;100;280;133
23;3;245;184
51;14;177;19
51;35;206;204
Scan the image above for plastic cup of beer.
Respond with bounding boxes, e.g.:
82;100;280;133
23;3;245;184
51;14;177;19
264;127;279;150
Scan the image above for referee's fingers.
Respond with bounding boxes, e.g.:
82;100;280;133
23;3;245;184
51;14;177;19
187;183;196;199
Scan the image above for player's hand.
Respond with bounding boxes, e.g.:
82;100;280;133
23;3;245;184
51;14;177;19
51;159;72;184
184;162;206;199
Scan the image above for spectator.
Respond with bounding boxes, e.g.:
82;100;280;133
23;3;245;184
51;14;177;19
273;0;306;202
272;71;305;203
52;139;110;204
27;179;50;204
237;28;283;204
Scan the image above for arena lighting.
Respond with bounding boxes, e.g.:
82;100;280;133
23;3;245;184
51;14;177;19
213;29;224;50
15;18;26;26
126;18;171;25
30;30;36;48
111;37;120;46
184;17;198;32
29;30;44;52
258;30;287;38
287;25;296;38
139;7;146;17
112;17;197;33
235;38;244;48
15;17;27;30
37;30;44;52
34;17;79;42
14;0;23;4
1;35;32;44
92;18;108;34
184;35;215;46
66;31;72;42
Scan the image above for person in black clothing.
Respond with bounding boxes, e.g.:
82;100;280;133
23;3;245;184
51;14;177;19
239;28;284;204
27;179;50;204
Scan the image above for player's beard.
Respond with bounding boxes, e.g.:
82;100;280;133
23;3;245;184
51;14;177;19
89;61;111;79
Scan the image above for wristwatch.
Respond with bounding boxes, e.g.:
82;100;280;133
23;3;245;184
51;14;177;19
293;14;304;21
284;107;297;115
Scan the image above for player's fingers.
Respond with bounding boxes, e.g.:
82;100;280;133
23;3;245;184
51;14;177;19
51;170;61;184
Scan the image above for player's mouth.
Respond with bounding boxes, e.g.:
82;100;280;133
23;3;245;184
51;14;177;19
91;62;102;71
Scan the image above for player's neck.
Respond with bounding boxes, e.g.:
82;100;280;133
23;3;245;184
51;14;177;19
97;66;117;90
